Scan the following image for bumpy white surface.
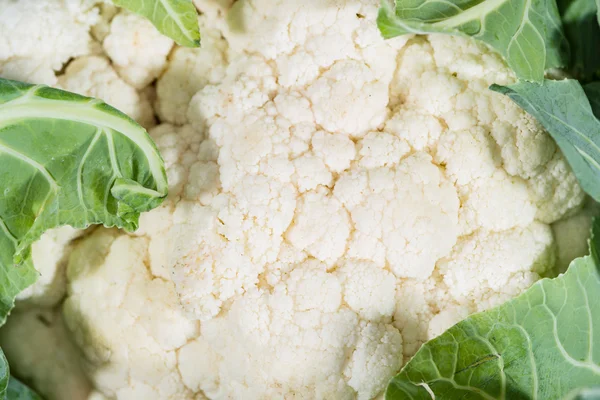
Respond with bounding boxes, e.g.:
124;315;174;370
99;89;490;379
64;229;200;400
103;12;174;89
0;0;100;85
155;15;229;125
0;0;592;399
16;226;83;307
57;55;156;128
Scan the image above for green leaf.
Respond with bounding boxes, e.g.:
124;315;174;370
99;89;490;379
377;0;570;82
584;81;600;118
490;79;600;203
0;78;167;324
5;378;42;400
559;0;600;80
0;347;40;400
385;218;600;400
0;351;7;399
564;387;600;400
112;0;200;47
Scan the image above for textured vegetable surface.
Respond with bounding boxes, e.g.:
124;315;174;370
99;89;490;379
386;218;600;400
491;80;600;202
112;0;200;47
0;77;168;325
377;0;569;82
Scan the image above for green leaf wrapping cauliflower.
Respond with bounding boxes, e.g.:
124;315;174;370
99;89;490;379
0;0;594;399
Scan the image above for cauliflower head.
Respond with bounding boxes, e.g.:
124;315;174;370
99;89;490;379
0;0;594;400
64;1;588;399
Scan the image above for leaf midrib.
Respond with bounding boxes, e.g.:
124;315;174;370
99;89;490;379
157;0;196;43
0;96;167;195
0;140;58;191
432;0;506;29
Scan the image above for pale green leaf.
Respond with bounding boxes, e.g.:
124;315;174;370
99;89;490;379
377;0;570;82
112;0;200;47
490;79;600;203
0;351;7;399
0;78;167;325
0;351;34;400
5;378;41;400
564;387;600;400
385;219;600;400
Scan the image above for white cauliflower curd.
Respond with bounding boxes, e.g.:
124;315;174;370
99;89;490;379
0;0;594;399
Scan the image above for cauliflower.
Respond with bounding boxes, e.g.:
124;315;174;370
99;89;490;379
103;11;174;89
0;0;593;399
0;0;100;85
16;226;84;308
155;15;229;124
0;1;161;129
57;55;156;128
63;229;200;400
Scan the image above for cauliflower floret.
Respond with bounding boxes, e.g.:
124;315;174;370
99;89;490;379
336;259;396;321
335;153;460;279
16;226;83;307
528;152;586;223
305;60;389;137
178;261;402;400
437;222;556;311
427;34;513;84
357;131;410;169
57;56;155;128
0;0;100;85
286;188;351;265
426;305;469;339
343;322;403;400
90;2;119;42
0;308;91;400
393;273;448;357
103;11;174;89
155;15;229;124
491;113;556;179
63;229;199;400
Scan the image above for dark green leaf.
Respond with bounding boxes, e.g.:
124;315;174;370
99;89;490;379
377;0;569;82
112;0;200;47
584;81;600;118
560;0;600;81
385;219;600;400
0;78;168;324
491;79;600;203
